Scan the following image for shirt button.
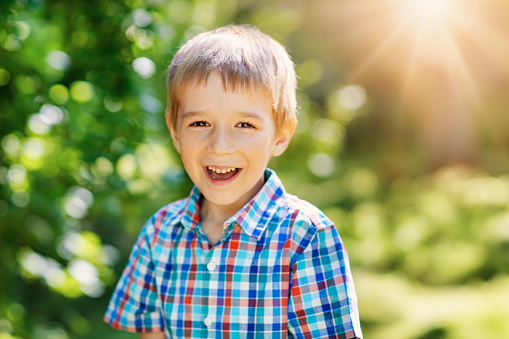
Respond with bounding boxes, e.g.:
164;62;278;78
204;316;213;328
206;262;216;271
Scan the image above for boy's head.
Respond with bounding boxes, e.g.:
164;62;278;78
165;25;298;212
165;25;297;134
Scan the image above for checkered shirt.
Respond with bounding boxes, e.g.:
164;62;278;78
104;169;362;338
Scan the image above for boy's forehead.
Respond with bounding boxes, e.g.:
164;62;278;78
181;73;271;100
176;74;276;122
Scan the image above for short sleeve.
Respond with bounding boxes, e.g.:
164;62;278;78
103;221;165;333
288;224;363;339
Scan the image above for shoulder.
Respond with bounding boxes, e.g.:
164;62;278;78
269;192;352;275
280;192;334;231
263;169;334;233
272;192;340;257
143;197;188;239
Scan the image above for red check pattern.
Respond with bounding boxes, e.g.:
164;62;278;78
104;169;362;338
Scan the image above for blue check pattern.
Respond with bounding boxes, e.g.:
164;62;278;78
104;169;362;338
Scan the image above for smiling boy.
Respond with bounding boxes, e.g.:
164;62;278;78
104;25;362;338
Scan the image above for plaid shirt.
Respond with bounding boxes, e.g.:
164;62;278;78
104;169;362;338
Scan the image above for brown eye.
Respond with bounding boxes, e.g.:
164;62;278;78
190;121;208;127
237;122;255;128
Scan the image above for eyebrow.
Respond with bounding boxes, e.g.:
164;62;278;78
236;111;263;120
181;111;205;120
181;111;264;120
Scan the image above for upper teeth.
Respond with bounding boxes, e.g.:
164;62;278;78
208;166;236;174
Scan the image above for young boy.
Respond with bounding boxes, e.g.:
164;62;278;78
104;25;362;339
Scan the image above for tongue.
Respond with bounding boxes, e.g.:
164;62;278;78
208;168;239;180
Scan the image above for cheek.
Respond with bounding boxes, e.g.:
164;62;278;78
178;138;200;162
244;134;276;157
259;132;276;151
179;134;200;148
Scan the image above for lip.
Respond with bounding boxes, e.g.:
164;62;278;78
203;166;242;184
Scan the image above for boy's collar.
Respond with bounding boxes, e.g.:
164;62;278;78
226;168;286;240
179;168;286;240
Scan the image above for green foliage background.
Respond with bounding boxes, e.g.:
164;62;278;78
1;0;508;338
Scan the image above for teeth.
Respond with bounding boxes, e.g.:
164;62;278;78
208;166;237;174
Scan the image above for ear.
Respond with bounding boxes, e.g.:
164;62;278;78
272;118;296;157
166;112;181;154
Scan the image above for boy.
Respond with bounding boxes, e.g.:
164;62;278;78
104;25;362;338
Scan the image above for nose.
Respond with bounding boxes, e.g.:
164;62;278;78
206;125;236;155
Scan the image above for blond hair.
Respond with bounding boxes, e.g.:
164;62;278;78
166;25;297;131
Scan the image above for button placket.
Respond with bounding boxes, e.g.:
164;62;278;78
203;251;219;333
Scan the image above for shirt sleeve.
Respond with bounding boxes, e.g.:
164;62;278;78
103;220;165;333
288;224;363;339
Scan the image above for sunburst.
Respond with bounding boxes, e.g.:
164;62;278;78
340;0;509;161
391;0;480;101
306;0;509;163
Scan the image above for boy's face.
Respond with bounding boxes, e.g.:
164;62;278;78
168;72;293;215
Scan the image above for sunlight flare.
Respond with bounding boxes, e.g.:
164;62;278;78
390;0;477;43
394;0;451;21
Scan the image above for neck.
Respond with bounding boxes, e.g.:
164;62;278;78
199;175;266;225
199;198;238;226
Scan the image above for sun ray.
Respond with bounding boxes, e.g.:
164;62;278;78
458;17;509;74
444;23;507;144
399;20;432;100
349;18;411;81
442;39;480;106
382;0;486;103
449;41;505;144
334;0;508;163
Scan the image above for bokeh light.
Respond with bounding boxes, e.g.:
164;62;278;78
133;8;153;28
70;81;94;103
0;68;10;86
46;50;71;70
49;84;69;104
132;56;156;78
64;187;94;219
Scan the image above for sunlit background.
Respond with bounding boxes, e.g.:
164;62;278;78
1;0;509;338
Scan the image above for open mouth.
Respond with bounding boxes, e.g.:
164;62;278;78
206;166;241;181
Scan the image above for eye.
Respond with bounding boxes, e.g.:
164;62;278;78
190;121;209;127
236;122;255;129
